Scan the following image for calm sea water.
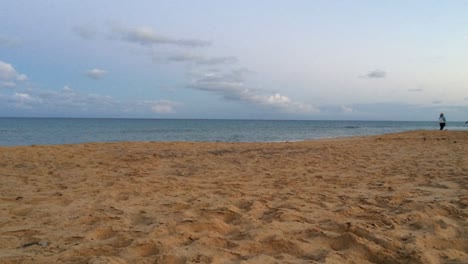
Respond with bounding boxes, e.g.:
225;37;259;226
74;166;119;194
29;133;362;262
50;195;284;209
0;118;466;146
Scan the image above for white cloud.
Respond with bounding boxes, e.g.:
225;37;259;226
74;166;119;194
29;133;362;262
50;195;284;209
16;74;27;81
148;100;181;113
85;68;107;79
0;62;17;80
74;23;311;114
188;69;316;113
188;69;247;93
0;60;27;89
341;105;354;113
111;25;210;47
166;53;237;65
62;85;73;92
432;100;443;104
14;92;34;101
362;69;386;79
408;88;423;92
245;92;317;113
13;92;40;109
0;81;17;88
266;93;291;105
0;60;27;81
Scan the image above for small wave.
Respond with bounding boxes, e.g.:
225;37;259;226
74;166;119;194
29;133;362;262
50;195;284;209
344;126;359;129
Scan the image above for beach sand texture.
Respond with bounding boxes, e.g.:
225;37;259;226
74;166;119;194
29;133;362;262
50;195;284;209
0;130;467;264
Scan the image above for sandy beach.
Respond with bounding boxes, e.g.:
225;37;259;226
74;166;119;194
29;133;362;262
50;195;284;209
0;130;467;264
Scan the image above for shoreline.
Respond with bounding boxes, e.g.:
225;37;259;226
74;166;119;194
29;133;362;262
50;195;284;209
2;129;463;148
1;130;467;263
2;118;467;147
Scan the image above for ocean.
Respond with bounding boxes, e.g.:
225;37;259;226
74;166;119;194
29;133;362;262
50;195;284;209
0;118;466;146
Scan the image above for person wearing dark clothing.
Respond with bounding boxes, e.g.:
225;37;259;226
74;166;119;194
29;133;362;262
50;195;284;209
439;113;446;130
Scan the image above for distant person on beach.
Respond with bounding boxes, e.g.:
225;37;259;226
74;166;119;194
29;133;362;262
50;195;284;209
439;113;446;130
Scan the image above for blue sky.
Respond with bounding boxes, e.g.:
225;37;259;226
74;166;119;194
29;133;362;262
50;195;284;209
1;1;467;120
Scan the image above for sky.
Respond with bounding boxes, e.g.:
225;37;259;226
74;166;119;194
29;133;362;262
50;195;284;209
1;1;467;121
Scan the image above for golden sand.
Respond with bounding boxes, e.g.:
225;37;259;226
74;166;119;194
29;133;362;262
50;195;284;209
0;130;467;264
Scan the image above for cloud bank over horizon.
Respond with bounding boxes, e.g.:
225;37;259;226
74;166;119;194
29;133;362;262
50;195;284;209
0;85;182;117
